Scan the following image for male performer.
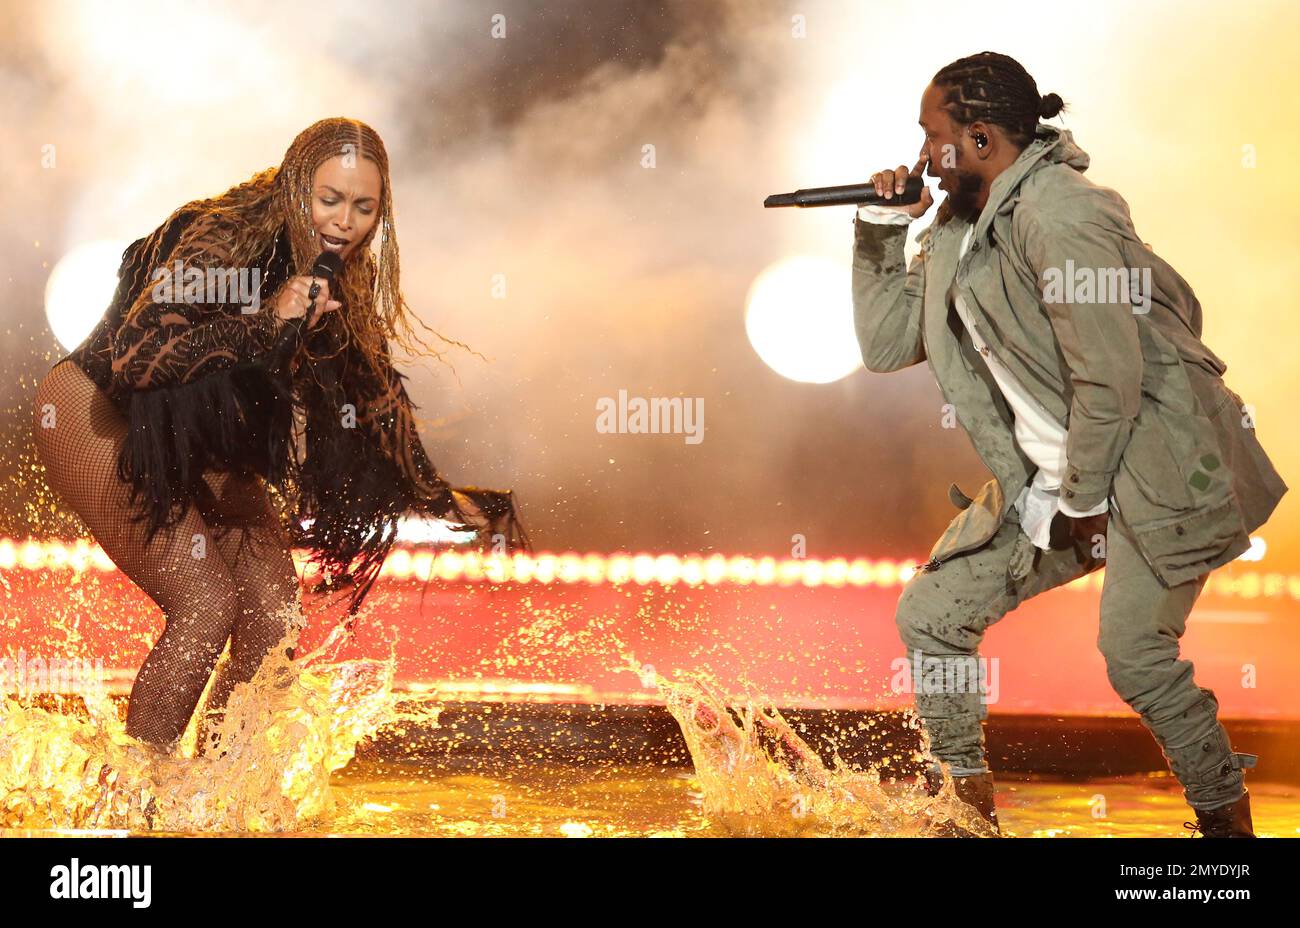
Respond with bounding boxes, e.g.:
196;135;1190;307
854;52;1287;836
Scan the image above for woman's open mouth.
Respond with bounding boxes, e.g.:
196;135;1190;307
320;233;349;252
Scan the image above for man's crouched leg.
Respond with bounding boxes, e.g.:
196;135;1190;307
1097;516;1257;836
895;514;1102;835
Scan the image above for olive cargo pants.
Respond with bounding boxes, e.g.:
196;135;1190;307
896;505;1256;811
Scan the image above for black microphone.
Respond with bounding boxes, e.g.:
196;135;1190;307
268;250;344;375
764;175;925;208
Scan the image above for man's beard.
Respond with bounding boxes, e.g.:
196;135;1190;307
945;167;984;224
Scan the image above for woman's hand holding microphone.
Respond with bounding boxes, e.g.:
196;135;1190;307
273;275;342;330
266;275;342;376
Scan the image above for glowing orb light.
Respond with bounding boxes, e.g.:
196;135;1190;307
44;240;129;352
744;255;863;384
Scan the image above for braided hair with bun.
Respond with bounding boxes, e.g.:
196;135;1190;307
932;51;1066;149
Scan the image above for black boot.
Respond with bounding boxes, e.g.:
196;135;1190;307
1184;789;1256;837
923;766;1001;837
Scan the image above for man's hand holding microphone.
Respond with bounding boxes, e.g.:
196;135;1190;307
867;154;935;219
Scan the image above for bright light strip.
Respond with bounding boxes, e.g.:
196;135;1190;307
2;538;1295;600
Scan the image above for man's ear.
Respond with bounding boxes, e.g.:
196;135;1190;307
968;121;993;157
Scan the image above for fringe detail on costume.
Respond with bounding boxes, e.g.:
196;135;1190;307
449;486;533;553
285;413;465;618
287;461;533;618
116;344;532;620
115;360;295;543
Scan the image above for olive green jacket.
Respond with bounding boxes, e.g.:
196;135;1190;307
852;124;1287;587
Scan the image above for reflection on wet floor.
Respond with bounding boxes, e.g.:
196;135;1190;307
4;634;1296;837
312;761;1300;838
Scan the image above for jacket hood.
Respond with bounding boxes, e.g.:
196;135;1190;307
972;124;1090;242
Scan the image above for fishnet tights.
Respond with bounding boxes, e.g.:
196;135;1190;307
32;360;303;752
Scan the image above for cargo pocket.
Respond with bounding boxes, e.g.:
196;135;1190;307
1131;498;1247;586
1117;415;1196;513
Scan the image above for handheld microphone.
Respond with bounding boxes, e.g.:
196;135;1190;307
764;175;925;208
268;250;344;375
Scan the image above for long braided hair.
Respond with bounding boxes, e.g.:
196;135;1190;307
932;52;1066;149
119;117;471;387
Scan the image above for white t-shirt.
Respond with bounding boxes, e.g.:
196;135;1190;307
858;204;1110;550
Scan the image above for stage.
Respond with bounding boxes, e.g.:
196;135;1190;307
5;539;1298;719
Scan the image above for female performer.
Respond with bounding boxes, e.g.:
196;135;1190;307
32;118;527;755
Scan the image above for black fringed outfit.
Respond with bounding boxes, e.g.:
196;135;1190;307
58;208;527;617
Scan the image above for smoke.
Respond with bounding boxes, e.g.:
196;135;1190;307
3;0;1296;565
2;0;939;556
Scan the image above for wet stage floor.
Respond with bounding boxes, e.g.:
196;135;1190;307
5;652;1298;838
5;687;1300;838
318;764;1300;838
35;763;1284;838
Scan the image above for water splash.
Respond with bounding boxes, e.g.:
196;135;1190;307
0;619;403;833
654;666;998;837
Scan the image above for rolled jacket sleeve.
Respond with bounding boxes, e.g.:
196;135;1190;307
1018;203;1143;512
851;216;927;373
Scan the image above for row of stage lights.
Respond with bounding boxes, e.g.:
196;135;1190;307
2;538;1297;600
0;538;919;588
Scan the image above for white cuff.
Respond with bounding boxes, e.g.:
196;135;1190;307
1058;496;1109;518
856;203;914;225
